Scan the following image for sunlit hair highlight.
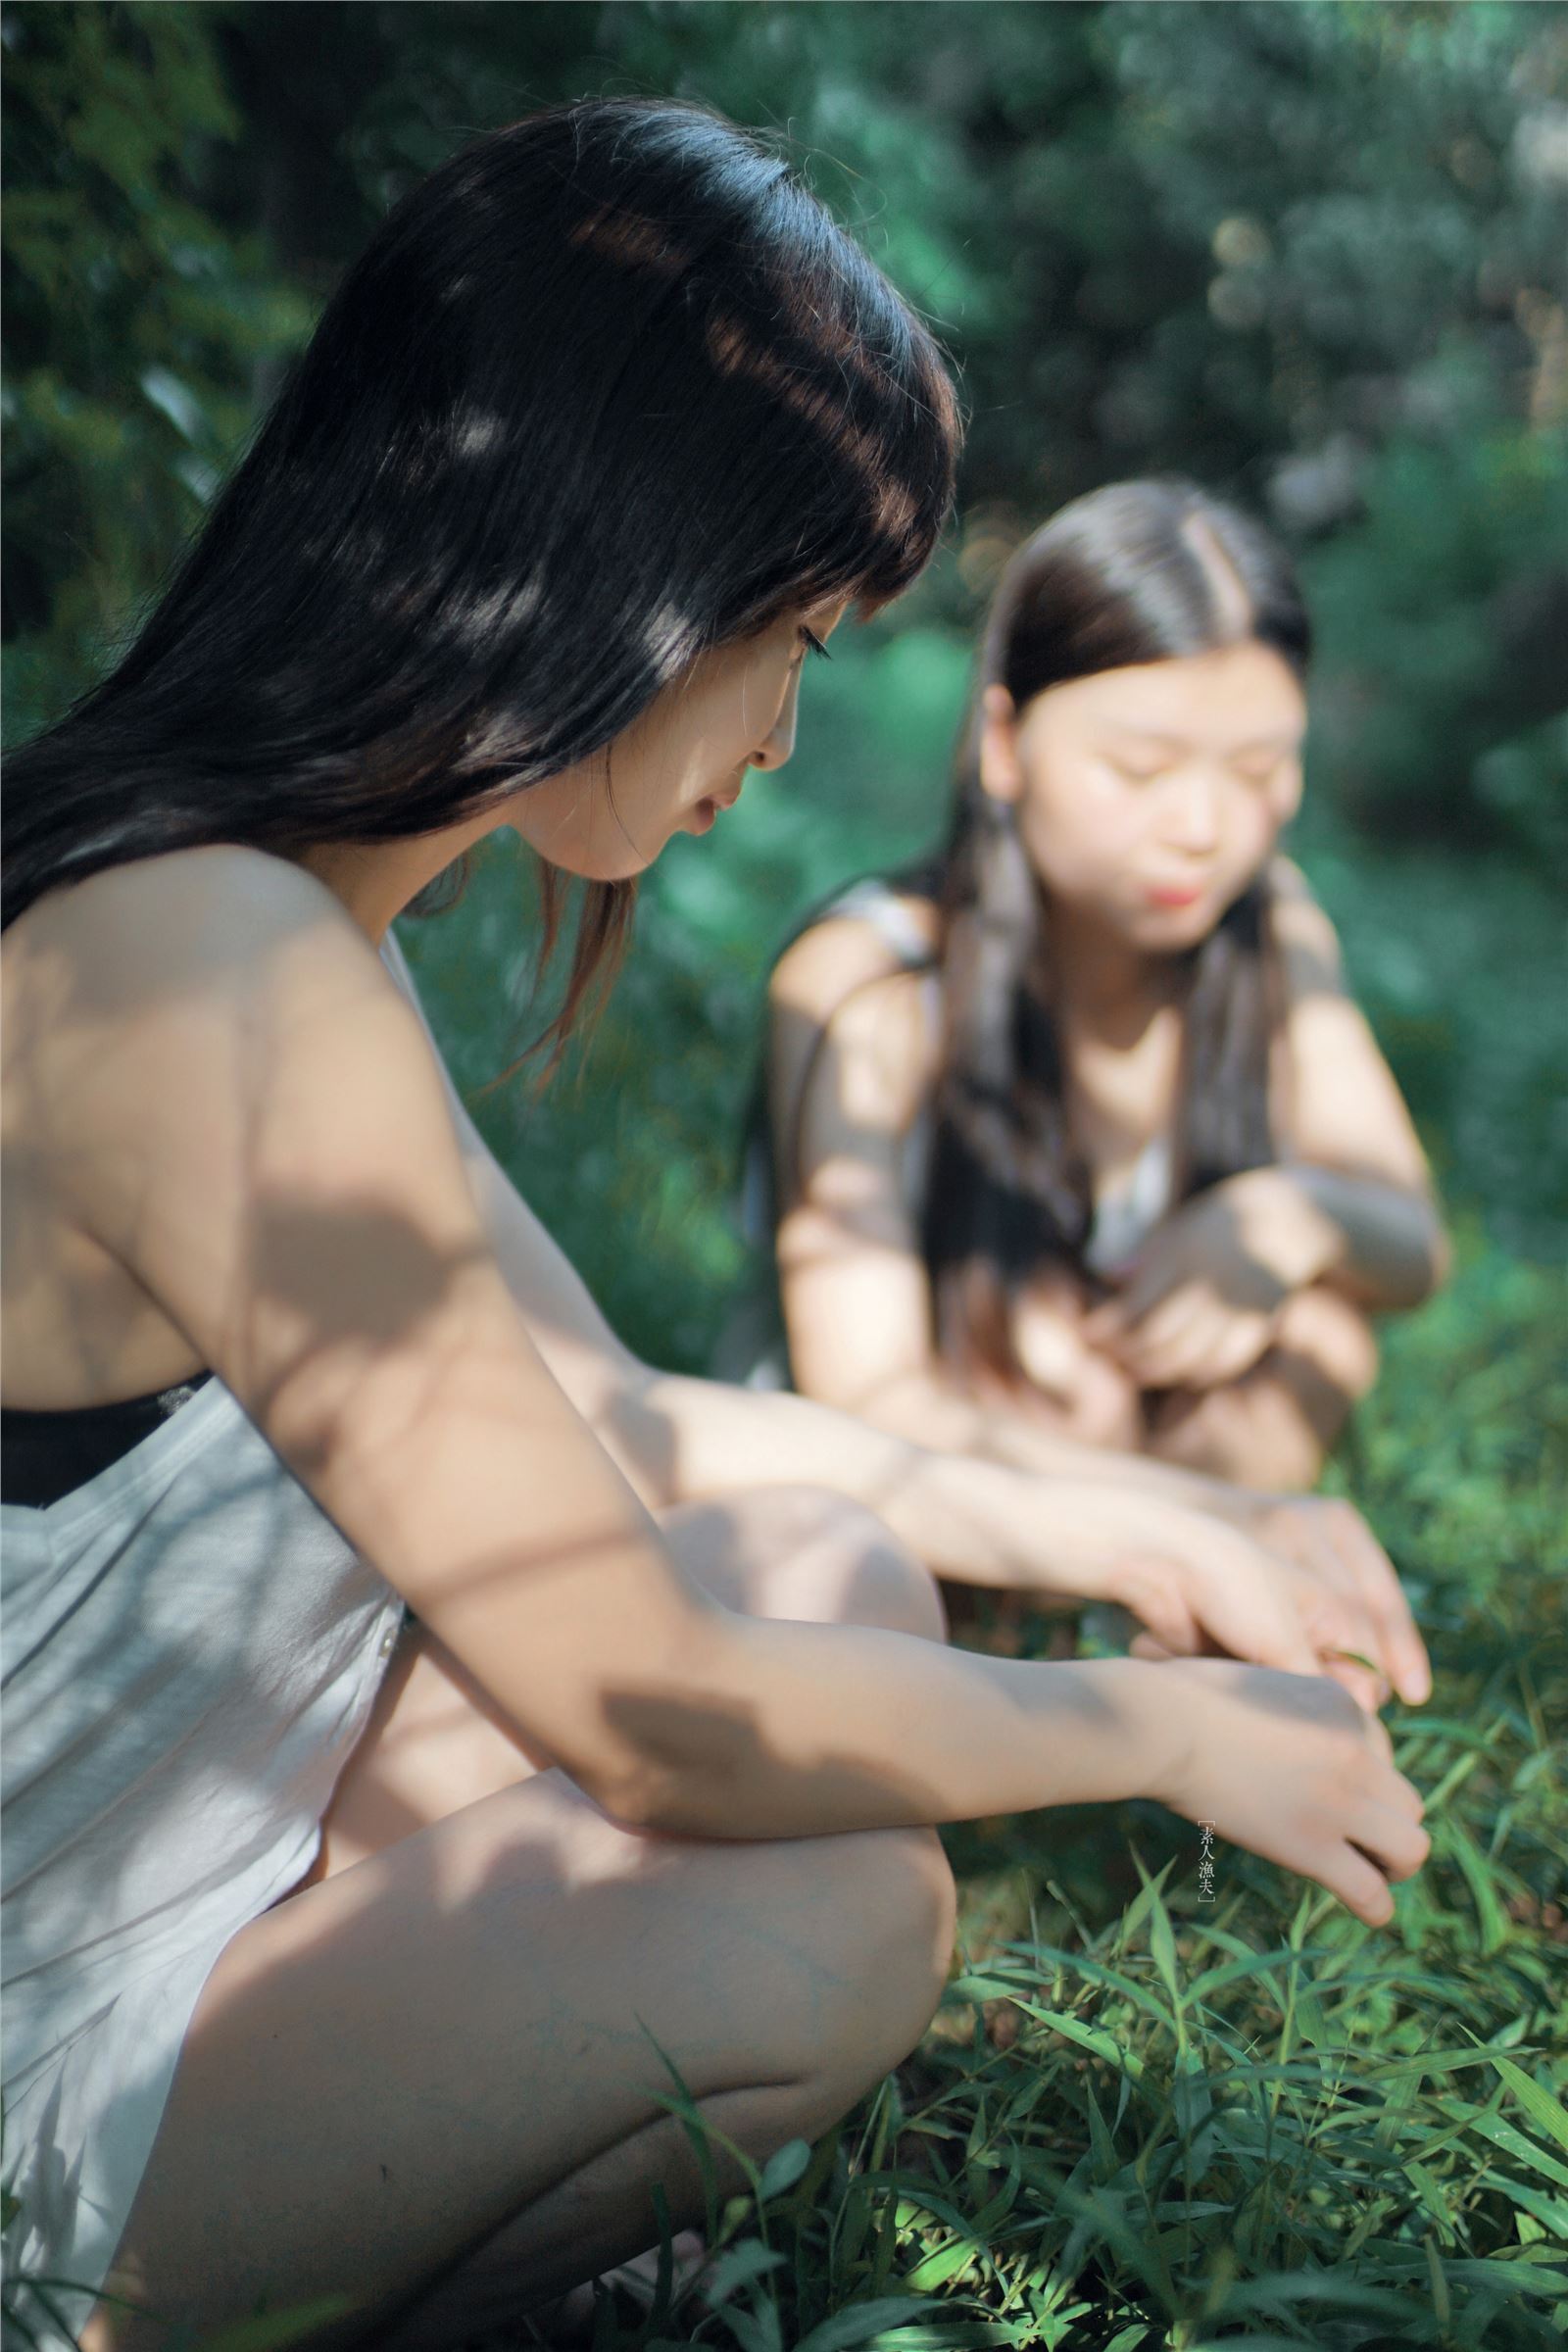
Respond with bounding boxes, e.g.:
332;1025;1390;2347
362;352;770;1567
4;97;960;1062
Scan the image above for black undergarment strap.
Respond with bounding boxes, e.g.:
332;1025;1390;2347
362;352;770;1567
1;1372;216;1509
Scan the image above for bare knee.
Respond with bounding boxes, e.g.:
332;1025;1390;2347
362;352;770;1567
667;1486;947;1642
794;1493;948;1642
799;1825;956;2107
1275;1285;1380;1402
1147;1379;1323;1490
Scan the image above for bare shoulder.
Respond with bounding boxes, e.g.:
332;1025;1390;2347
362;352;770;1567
771;896;943;1139
6;845;383;1023
769;892;941;1024
8;847;445;1238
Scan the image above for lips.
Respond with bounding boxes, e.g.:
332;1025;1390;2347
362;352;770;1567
689;779;746;833
1147;882;1207;908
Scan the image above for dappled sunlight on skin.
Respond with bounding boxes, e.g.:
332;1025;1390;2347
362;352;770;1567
1147;1281;1380;1490
6;777;1426;2348
307;1491;949;1887
81;1556;959;2349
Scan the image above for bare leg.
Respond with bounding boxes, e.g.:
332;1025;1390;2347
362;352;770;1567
309;1485;946;1881
1145;1285;1380;1490
86;1489;954;2349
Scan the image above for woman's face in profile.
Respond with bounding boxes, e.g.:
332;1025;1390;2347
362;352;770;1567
980;640;1307;948
509;597;849;881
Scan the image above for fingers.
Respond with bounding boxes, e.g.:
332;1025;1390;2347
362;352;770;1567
1322;1844;1400;1928
1359;1708;1396;1765
1208;1582;1323;1681
1325;1501;1432;1706
1321;1651;1393;1716
1264;1500;1432;1708
1110;1558;1206;1657
1306;1810;1428;1929
1111;1295;1277;1390
1353;1797;1432;1884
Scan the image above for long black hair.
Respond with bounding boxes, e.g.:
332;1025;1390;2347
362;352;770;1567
4;98;959;1046
766;478;1310;1396
920;478;1310;1387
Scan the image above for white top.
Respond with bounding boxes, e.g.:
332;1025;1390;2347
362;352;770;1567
0;938;417;2338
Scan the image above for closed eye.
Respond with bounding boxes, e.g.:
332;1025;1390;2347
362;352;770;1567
1232;751;1295;784
800;626;832;662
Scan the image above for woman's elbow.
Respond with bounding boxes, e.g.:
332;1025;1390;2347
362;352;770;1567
564;1620;756;1835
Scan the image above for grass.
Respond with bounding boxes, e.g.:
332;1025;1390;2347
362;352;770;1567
555;1230;1567;2352
10;753;1565;2347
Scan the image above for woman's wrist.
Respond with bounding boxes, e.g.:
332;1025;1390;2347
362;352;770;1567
1013;1654;1193;1810
1227;1165;1344;1290
879;1448;1111;1602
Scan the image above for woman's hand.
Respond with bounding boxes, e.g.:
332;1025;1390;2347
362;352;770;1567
1086;1168;1343;1391
1098;1499;1420;1717
1142;1657;1430;1928
1247;1492;1431;1703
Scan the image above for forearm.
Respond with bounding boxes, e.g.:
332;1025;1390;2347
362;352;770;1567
610;1621;1178;1838
605;1362;1260;1597
849;1361;1257;1520
1281;1163;1448;1309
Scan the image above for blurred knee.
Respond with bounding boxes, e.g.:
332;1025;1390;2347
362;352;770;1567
799;1493;947;1642
1148;1381;1321;1490
670;1486;946;1642
1276;1286;1380;1402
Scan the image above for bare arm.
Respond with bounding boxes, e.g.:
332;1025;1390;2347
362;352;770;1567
385;926;1429;1692
34;850;1213;1836
765;915;1245;1494
1265;865;1449;1309
34;849;1425;1925
762;915;1433;1698
1089;864;1450;1393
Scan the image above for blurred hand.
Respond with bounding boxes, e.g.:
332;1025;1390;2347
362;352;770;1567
1086;1168;1341;1391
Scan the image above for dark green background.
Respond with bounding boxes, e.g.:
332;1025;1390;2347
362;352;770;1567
6;0;1565;1371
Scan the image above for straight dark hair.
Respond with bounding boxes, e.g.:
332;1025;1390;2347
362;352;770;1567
4;97;959;1056
920;478;1310;1389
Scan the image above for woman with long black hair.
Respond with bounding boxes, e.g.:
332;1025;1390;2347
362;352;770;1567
3;112;1427;2348
766;479;1447;1497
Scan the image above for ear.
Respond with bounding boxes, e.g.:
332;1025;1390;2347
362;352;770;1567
977;684;1023;806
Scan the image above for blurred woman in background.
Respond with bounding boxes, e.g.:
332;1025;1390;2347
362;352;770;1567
768;479;1447;1496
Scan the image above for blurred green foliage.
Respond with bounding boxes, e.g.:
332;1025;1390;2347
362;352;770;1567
4;0;1566;1374
5;12;1566;2341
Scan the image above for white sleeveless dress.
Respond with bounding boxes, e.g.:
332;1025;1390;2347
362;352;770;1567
0;939;420;2339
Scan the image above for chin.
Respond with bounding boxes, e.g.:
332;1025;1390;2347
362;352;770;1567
1131;900;1219;950
536;846;653;884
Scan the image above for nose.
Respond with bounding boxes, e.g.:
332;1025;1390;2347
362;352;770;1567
1162;764;1222;855
750;664;803;773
